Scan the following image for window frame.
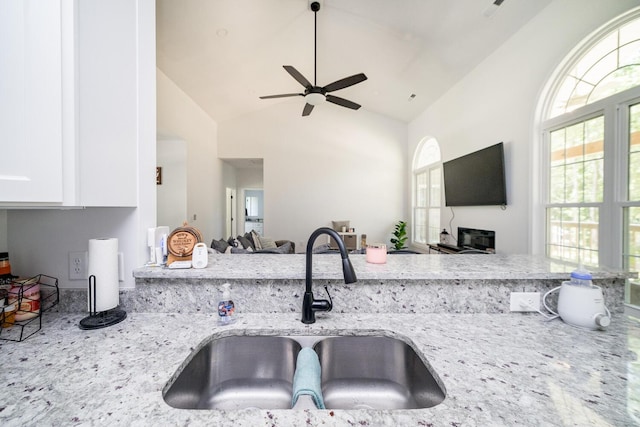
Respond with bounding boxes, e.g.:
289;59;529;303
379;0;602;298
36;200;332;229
536;8;640;311
411;137;441;250
541;86;640;268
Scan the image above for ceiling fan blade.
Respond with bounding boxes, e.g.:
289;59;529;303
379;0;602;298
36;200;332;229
259;93;303;99
326;94;361;110
284;65;312;89
302;103;314;116
323;73;367;93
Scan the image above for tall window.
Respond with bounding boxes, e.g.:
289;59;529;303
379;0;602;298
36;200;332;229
541;10;640;307
546;115;604;265
625;103;640;307
413;137;441;247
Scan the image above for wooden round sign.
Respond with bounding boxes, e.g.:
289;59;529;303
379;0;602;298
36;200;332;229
167;226;203;258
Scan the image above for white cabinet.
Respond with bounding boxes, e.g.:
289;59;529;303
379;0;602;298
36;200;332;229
328;232;358;251
0;0;141;207
0;1;64;203
245;221;264;235
75;0;139;207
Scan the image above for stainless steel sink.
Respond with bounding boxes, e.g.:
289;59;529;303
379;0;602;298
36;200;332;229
163;333;445;411
163;336;302;410
314;336;445;409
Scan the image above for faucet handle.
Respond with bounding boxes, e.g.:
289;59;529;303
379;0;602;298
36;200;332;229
323;285;333;312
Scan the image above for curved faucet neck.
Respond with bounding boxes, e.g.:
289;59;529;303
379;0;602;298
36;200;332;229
305;227;350;292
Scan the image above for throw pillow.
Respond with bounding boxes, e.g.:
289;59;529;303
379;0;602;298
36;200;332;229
250;230;263;250
258;235;278;249
243;232;256;250
237;235;254;250
231;246;253;254
228;237;242;248
211;238;229;254
313;243;334;254
273;241;291;254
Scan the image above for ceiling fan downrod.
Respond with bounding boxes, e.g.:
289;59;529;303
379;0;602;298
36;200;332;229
311;1;320;86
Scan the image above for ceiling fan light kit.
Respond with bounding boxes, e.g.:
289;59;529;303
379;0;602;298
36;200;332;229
306;92;325;106
259;1;367;116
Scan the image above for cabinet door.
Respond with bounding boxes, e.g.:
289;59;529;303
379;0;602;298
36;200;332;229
76;0;138;206
0;1;64;203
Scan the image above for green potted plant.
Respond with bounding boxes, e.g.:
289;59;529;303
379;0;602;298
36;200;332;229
390;220;408;250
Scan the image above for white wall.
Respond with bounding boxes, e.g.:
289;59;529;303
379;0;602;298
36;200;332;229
157;69;222;243
218;100;407;249
408;0;640;255
8;208;140;288
0;210;7;252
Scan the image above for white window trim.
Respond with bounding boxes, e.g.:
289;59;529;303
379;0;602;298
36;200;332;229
411;163;442;251
411;137;441;251
538;85;640;268
532;7;640;256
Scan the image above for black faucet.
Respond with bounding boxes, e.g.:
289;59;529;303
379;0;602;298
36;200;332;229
302;227;357;324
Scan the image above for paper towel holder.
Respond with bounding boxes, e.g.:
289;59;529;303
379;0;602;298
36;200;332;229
79;275;127;330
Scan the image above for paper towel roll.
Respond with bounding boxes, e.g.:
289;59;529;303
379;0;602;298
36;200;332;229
88;238;119;312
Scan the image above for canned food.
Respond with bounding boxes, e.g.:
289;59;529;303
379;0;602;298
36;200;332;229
8;278;41;321
1;303;16;328
0;252;10;276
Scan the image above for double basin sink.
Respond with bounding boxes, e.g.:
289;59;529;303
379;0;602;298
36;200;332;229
163;333;446;411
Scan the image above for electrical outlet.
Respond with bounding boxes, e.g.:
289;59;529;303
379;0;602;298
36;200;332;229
510;292;541;312
69;251;88;280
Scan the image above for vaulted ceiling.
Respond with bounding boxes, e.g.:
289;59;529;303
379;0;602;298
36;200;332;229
156;0;551;123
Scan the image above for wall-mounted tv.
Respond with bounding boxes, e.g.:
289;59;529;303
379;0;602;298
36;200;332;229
443;142;507;207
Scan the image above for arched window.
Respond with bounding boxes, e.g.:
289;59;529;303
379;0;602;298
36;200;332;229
539;8;640;308
549;17;640;117
412;137;441;247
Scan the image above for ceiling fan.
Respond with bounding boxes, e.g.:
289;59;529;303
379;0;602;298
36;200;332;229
259;1;367;116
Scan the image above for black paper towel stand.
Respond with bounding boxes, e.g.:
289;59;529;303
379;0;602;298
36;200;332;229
79;275;127;330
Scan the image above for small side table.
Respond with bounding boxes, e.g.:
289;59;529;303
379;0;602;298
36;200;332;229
329;232;358;251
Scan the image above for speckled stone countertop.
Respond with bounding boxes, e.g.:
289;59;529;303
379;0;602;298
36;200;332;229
1;312;639;426
133;254;636;281
10;254;632;425
119;254;633;316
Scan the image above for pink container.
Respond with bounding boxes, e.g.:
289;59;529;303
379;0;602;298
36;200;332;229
366;244;387;264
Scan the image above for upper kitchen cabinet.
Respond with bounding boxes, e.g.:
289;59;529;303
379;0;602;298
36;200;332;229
0;0;144;207
0;1;64;204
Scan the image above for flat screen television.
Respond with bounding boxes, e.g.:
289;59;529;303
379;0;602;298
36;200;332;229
442;142;507;207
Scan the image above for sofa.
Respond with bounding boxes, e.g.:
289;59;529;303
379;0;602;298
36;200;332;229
211;230;295;254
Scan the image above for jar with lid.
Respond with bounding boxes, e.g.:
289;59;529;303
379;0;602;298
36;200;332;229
0;252;11;276
7;278;41;321
569;266;593;287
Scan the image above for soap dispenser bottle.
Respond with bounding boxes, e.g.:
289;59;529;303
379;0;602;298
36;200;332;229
217;283;236;325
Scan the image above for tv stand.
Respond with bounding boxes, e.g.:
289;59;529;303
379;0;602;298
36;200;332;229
428;244;493;254
428;244;459;254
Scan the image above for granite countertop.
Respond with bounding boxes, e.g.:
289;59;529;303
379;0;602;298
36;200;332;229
1;311;639;426
133;254;637;281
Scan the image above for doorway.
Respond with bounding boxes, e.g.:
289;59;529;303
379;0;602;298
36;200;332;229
244;189;264;235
